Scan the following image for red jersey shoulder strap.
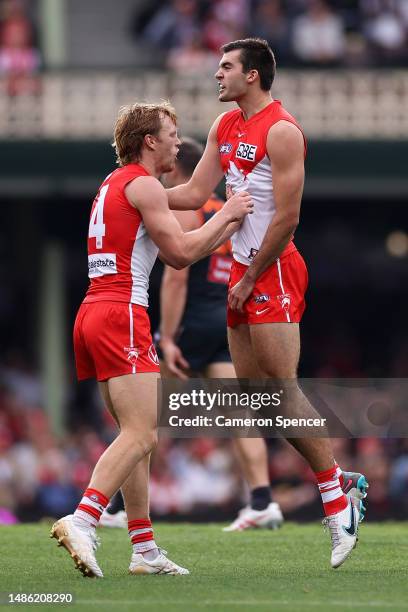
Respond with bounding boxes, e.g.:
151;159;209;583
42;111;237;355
266;102;307;157
111;163;150;186
216;109;241;143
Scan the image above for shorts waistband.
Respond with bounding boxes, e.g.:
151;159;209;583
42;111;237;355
233;243;299;270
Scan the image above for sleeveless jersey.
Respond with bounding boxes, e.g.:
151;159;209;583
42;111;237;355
217;100;306;265
185;195;233;312
83;163;159;307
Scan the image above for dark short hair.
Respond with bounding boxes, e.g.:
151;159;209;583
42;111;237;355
176;137;204;177
221;38;276;91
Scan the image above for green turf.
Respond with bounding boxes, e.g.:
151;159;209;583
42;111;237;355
0;522;407;611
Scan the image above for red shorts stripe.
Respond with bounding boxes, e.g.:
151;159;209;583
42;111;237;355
73;302;160;381
227;249;308;328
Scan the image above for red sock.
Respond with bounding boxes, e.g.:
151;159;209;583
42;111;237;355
334;462;344;487
315;466;348;517
73;487;110;528
128;518;157;554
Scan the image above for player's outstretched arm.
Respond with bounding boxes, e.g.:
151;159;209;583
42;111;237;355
126;176;252;269
208;220;241;252
228;121;304;312
166;115;226;211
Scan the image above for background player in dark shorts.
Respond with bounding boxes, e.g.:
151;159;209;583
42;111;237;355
158;138;232;378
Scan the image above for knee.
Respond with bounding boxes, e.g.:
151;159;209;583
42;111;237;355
132;427;158;456
120;421;158;455
259;365;297;379
145;429;158;453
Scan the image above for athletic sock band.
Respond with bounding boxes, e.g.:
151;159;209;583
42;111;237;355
74;487;110;528
128;518;157;554
315;466;348;517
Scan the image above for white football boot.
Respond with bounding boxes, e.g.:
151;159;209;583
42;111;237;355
50;514;103;578
99;509;127;529
223;502;284;532
323;497;361;569
129;549;189;575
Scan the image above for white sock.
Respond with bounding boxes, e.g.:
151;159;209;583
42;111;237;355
141;547;159;561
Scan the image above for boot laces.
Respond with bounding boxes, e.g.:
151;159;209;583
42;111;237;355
322;516;340;549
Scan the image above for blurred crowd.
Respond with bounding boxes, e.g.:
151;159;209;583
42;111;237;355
135;0;408;70
0;0;40;95
2;0;408;94
1;354;407;525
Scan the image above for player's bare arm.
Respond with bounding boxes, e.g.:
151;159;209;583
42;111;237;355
159;209;199;378
166;115;227;210
210;220;241;252
228;121;304;312
126;176;252;269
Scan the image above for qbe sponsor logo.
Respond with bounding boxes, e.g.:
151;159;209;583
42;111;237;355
88;253;117;277
236;142;257;162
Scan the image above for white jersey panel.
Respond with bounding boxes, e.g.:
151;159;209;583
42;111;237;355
226;156;276;265
130;221;159;306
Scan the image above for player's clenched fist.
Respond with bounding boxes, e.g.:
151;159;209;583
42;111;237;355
223;190;253;222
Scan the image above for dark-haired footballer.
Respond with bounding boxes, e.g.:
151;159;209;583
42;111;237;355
166;38;369;568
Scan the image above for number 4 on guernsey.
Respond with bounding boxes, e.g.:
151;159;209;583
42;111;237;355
89;184;109;249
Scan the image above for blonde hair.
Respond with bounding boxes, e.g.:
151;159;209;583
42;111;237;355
112;101;177;166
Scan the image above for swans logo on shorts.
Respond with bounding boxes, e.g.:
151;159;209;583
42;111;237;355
124;346;139;366
148;344;159;366
278;293;291;312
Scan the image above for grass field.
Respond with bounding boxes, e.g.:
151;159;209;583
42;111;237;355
0;522;407;611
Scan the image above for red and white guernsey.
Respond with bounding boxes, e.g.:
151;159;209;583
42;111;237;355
84;163;158;307
217;100;306;265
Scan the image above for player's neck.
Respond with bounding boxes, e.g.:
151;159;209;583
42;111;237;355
237;93;273;121
138;156;160;179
